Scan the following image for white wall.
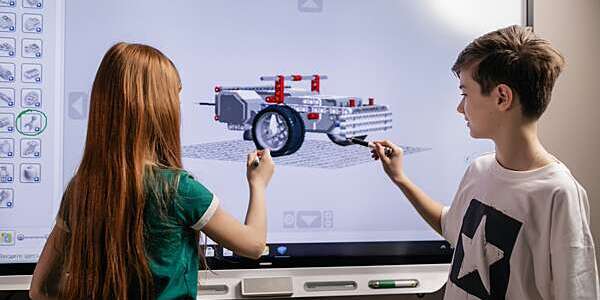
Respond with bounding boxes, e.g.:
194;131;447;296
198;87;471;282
536;0;600;265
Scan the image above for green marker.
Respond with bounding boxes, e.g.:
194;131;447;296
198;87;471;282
368;279;419;289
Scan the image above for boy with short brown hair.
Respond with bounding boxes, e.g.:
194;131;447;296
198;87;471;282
373;25;599;299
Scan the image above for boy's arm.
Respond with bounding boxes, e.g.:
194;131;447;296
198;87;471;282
372;140;445;235
30;226;63;300
549;186;599;299
394;176;445;235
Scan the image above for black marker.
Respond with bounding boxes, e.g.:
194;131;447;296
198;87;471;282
251;156;260;168
349;137;393;157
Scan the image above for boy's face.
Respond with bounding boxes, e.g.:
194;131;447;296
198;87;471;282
456;65;499;139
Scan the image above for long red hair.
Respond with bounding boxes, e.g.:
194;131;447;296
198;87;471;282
56;42;183;299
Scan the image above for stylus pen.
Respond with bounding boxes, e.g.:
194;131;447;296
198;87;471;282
349;137;393;157
368;279;419;289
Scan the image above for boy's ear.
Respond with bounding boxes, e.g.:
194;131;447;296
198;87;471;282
495;84;514;112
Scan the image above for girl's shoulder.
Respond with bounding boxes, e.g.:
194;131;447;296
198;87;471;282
152;167;211;197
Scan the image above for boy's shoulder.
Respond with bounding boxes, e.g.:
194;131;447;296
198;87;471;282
467;152;583;195
465;152;495;175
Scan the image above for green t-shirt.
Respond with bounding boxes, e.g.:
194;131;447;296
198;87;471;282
144;170;218;300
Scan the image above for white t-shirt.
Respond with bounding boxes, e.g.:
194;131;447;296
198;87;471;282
441;153;599;299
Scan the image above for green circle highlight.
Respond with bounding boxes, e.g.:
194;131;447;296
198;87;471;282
16;109;47;136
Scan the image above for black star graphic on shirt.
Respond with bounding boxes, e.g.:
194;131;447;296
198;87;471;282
449;199;522;299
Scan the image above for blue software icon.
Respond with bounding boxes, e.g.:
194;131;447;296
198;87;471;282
276;245;288;256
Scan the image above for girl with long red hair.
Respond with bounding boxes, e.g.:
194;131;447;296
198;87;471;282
29;42;274;300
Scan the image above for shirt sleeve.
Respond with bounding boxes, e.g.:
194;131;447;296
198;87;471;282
441;205;459;248
175;173;220;231
440;206;452;240
441;165;472;248
550;183;599;299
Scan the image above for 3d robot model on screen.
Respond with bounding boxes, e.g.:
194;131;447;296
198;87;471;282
200;74;393;157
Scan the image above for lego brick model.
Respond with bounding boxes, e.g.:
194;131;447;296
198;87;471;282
0;90;12;105
0;15;14;30
23;68;40;80
0;42;14;54
23;90;40;106
23;43;41;57
23;16;41;32
0;65;13;81
202;74;392;157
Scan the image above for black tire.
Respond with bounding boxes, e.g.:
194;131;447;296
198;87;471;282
327;134;367;146
252;105;305;157
286;108;305;154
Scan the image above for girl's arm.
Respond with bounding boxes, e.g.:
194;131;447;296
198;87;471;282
202;193;266;260
202;149;273;259
29;227;63;300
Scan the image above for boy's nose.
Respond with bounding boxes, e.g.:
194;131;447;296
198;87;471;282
457;99;465;114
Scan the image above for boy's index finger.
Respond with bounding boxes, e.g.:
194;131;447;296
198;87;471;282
380;140;402;154
372;140;385;148
380;139;395;148
373;140;390;148
375;143;391;162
